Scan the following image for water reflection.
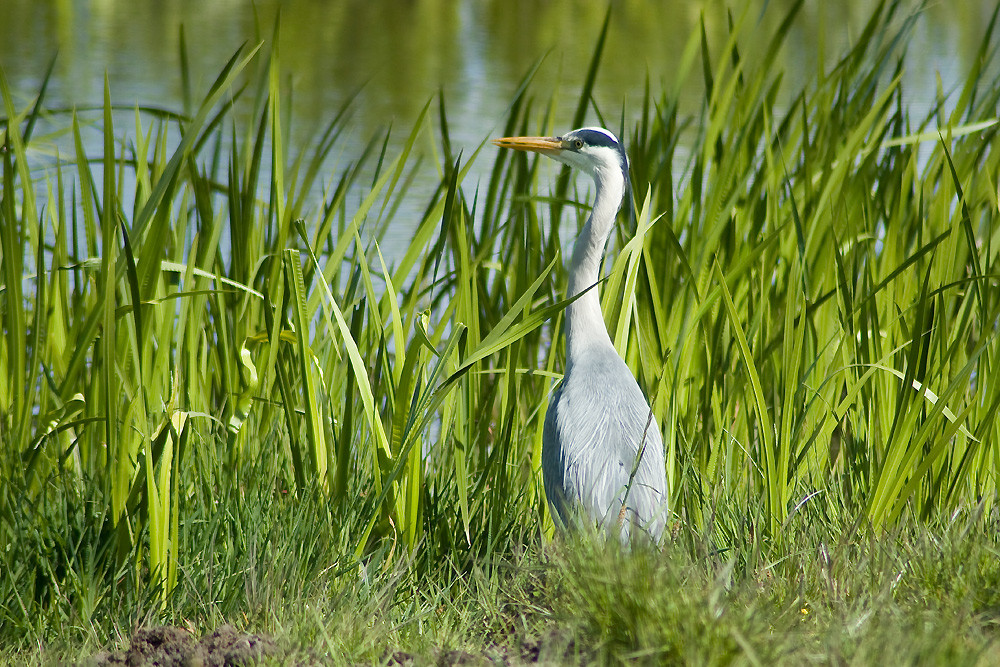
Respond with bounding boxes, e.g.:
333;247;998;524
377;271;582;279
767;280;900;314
0;0;994;252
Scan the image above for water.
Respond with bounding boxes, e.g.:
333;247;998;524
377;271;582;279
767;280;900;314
1;0;994;256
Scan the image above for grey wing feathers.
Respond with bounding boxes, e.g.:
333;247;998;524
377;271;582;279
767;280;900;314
541;386;571;528
541;351;668;542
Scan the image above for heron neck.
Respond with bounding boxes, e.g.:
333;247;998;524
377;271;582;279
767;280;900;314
565;172;624;366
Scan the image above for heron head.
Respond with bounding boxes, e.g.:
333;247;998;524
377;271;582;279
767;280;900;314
494;127;627;181
493;126;632;216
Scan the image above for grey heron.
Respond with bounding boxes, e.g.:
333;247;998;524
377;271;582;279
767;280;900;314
493;127;668;543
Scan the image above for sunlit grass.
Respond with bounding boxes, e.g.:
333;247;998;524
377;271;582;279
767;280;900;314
1;0;999;662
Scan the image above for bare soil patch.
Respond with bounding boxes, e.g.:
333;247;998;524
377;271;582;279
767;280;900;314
86;625;278;666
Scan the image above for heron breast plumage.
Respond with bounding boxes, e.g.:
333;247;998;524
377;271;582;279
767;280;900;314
542;346;668;542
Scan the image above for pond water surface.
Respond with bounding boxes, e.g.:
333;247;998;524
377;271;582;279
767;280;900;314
1;0;994;254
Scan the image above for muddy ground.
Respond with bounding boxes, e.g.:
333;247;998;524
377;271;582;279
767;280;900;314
84;625;568;665
86;625;278;666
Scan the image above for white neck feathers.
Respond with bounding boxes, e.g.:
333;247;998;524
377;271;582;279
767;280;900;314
564;167;625;367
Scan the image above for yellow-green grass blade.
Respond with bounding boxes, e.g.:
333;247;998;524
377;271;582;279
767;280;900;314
0;72;31;452
295;223;393;469
285;249;330;492
714;259;779;529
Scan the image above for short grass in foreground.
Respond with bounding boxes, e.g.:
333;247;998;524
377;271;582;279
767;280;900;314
16;496;1000;664
1;0;999;663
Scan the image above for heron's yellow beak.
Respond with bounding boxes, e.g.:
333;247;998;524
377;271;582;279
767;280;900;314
492;136;563;156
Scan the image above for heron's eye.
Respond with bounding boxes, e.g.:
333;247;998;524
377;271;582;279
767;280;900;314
574;139;584;149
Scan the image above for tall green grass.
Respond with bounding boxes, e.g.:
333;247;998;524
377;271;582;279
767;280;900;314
620;1;1000;543
1;0;998;654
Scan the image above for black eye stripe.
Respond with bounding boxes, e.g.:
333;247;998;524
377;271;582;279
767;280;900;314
564;127;630;188
572;129;620;149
